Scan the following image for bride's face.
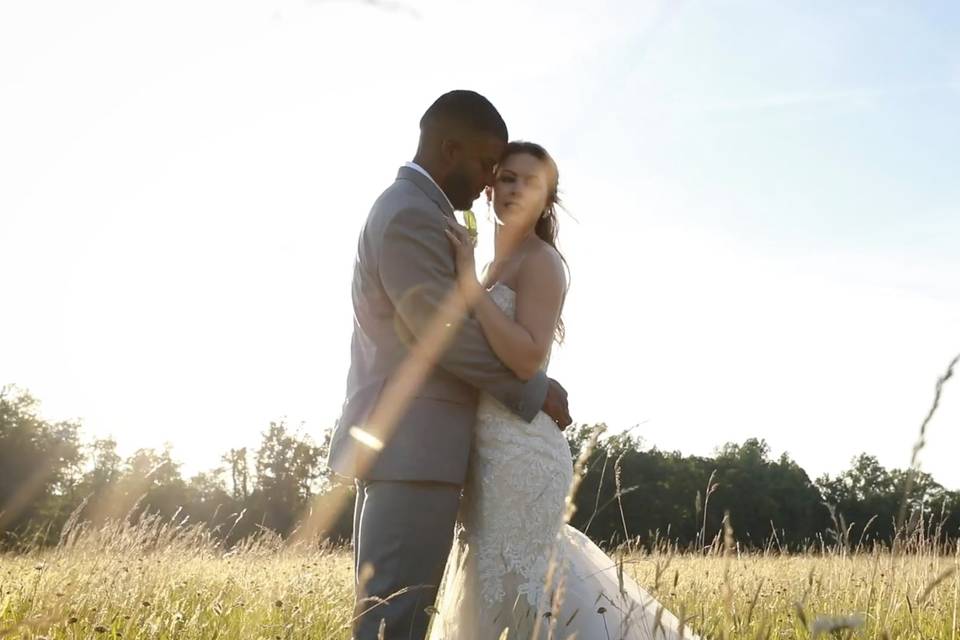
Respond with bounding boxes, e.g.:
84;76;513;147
491;153;552;232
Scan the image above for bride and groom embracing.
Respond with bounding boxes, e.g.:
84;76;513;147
327;90;700;640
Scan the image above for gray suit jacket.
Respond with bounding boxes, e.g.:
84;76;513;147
328;166;549;484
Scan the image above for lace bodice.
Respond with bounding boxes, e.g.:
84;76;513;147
459;283;571;610
487;281;516;310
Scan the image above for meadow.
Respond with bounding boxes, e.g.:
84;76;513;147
2;356;957;638
1;511;958;639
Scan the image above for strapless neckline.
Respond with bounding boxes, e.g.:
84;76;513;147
487;282;516;296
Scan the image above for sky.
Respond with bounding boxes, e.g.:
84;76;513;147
2;0;958;489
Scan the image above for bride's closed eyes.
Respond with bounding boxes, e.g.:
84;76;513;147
497;173;542;186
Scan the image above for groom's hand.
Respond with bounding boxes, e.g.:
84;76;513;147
543;378;572;430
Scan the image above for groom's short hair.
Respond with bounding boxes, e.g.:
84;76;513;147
420;90;508;141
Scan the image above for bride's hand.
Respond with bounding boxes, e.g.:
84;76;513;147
444;219;481;297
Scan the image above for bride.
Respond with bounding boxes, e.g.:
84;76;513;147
430;141;701;639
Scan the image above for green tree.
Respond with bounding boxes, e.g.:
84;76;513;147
0;385;83;546
253;421;325;535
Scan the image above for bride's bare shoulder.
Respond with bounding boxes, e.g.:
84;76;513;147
520;239;566;288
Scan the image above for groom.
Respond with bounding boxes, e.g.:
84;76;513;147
327;90;572;639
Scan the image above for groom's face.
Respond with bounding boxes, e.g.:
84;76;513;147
442;133;505;211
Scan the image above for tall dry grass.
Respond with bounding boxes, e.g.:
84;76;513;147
2;508;959;638
1;508;354;639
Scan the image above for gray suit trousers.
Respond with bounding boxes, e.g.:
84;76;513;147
352;480;460;640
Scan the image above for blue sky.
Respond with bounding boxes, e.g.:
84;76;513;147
564;2;960;249
1;0;958;488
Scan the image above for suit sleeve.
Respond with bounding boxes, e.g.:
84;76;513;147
378;207;548;422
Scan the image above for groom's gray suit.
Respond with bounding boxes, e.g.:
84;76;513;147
328;165;549;639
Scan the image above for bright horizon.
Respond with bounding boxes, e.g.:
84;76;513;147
2;1;958;488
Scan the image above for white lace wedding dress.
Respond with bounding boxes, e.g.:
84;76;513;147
428;284;701;640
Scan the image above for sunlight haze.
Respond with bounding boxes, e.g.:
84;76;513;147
2;0;958;487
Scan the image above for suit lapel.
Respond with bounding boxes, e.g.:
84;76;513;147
396;166;455;219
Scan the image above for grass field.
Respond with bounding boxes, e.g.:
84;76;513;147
2;512;958;639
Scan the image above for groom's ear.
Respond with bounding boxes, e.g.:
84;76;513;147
439;136;463;167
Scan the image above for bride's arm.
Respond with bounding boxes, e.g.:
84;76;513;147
447;225;565;380
474;250;565;379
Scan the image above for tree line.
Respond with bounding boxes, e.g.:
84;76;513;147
2;385;957;552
